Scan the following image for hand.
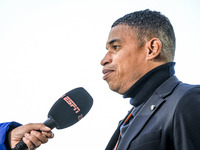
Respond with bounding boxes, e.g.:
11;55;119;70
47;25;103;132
8;123;54;150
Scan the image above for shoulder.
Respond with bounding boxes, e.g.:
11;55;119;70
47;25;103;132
177;84;200;104
174;84;200;117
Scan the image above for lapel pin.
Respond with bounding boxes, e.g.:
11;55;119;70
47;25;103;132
151;105;156;111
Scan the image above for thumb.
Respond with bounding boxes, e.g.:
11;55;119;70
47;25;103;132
25;123;51;132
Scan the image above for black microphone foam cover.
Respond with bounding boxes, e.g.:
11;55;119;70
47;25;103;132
47;87;93;129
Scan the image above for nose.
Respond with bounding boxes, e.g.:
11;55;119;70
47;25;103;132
100;51;112;66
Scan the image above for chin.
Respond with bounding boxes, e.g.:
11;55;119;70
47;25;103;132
109;85;124;95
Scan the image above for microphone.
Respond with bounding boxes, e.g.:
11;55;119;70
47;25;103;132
12;87;93;150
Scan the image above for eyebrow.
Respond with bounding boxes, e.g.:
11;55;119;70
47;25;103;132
106;38;121;50
108;38;121;45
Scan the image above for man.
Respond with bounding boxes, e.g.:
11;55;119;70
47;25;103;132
0;122;54;150
101;9;200;150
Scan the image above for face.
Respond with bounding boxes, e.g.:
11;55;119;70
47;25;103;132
101;25;149;94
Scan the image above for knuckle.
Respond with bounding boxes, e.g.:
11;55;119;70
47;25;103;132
27;123;34;126
31;130;40;136
23;137;33;149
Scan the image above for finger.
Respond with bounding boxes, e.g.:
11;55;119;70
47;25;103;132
23;136;35;150
24;132;42;148
42;131;54;139
30;130;49;144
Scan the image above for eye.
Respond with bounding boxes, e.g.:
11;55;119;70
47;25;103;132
113;45;120;51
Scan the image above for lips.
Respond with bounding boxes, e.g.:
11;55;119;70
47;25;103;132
102;68;114;80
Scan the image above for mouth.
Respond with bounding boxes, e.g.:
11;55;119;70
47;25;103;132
102;69;114;80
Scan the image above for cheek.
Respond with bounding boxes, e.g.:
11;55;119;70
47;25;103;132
115;58;131;79
114;55;125;74
113;50;140;77
120;54;142;79
120;53;136;70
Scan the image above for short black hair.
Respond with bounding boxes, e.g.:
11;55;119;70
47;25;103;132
112;9;176;62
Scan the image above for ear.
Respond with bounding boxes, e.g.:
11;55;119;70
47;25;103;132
146;38;162;60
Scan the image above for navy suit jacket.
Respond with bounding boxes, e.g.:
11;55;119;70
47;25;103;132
106;76;200;150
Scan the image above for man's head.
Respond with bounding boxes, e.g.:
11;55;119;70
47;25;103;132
101;9;176;94
112;9;176;62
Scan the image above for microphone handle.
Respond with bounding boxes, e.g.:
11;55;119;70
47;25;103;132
12;118;57;150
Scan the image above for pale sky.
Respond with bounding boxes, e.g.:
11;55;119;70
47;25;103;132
0;0;200;149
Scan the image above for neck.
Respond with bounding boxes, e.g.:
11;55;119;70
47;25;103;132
123;62;175;106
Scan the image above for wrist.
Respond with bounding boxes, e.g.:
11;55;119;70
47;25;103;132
5;128;13;150
4;122;22;149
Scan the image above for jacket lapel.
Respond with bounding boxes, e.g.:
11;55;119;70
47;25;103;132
117;76;181;150
105;108;135;150
117;94;165;149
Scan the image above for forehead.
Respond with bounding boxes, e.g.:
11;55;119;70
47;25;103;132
107;25;136;45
